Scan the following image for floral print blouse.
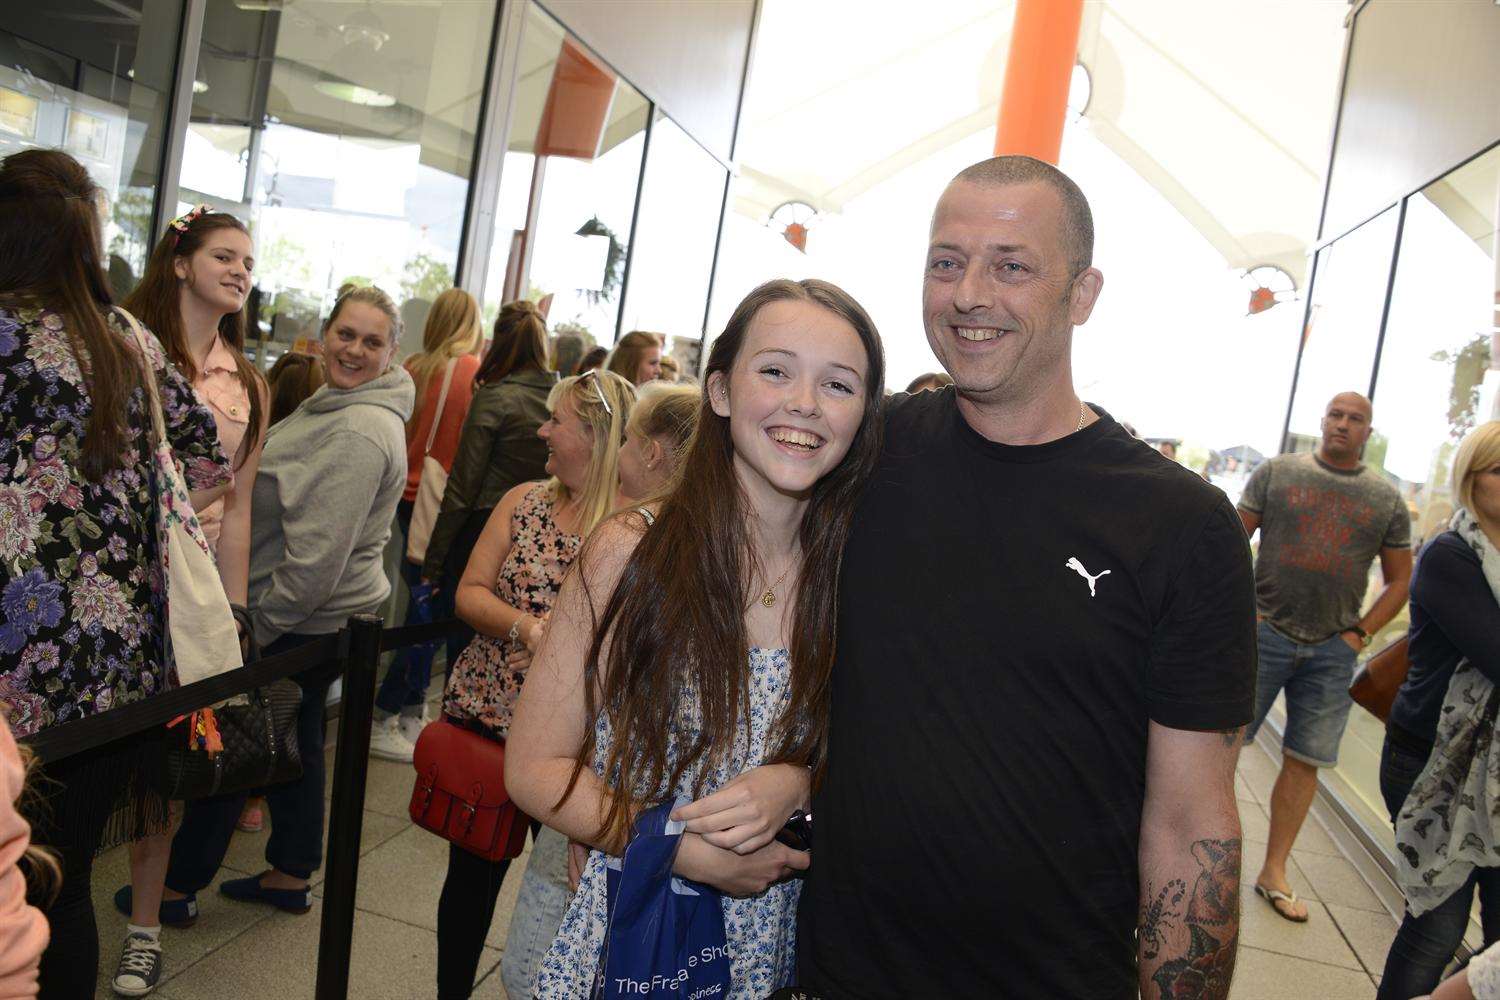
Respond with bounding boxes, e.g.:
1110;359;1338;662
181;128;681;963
442;481;580;739
0;304;230;736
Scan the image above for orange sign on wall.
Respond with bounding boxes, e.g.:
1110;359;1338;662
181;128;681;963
534;40;618;160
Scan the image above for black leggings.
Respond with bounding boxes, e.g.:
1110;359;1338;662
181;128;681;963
27;729;166;1000
435;824;540;999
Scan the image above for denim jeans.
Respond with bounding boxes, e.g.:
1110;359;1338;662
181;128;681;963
1245;621;1359;767
166;633;332;888
376;499;457;715
1377;731;1500;999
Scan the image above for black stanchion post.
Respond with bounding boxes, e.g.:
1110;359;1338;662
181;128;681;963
315;613;383;1000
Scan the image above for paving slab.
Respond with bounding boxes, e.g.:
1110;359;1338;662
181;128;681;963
1229;946;1376;999
155;896;498;1000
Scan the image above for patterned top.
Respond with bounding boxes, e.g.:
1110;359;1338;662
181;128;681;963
1473;941;1500;999
0;304;230;736
442;482;580;738
535;647;801;999
190;335;251;554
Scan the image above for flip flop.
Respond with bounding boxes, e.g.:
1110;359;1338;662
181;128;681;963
1254;883;1309;923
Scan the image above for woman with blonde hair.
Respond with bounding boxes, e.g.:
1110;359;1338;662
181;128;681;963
1380;420;1500;997
369;288;485;762
617;382;700;501
606;329;663;386
433;369;636;998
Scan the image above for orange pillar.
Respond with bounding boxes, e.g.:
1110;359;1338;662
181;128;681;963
993;0;1084;164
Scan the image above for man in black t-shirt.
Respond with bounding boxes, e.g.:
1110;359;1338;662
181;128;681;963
797;157;1256;999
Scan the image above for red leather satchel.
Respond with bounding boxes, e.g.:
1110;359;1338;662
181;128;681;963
409;717;531;861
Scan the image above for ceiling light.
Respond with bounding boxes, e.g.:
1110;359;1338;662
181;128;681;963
312;77;395;107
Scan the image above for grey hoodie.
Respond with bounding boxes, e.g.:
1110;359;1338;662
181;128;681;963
248;366;415;645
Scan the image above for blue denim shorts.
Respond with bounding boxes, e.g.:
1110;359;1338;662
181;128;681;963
1245;620;1359;768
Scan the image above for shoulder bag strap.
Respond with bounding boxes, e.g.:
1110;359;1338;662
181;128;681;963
423;358;458;457
113;307;170;450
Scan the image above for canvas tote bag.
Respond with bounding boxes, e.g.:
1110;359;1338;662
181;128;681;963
117;307;244;688
405;358;458;565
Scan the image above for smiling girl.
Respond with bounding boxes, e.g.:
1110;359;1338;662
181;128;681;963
506;279;886;997
112;207;267;996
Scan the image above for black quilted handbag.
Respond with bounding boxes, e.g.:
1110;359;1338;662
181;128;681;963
161;610;304;800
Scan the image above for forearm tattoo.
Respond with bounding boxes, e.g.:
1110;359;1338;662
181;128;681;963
1140;838;1241;999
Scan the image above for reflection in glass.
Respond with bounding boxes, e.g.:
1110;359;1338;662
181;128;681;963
1326;148;1500;836
1284;207;1400;452
177;0;497;368
0;0;187;295
484;4;649;355
620;113;728;376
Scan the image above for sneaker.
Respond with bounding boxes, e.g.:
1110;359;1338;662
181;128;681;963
111;932;162;997
397;709;428;745
368;715;415;763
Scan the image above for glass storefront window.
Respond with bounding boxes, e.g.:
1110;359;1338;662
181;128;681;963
1283;206;1400;453
1;0;187;298
483;3;649;358
176;0;498;367
1324;146;1500;832
618;112;728;376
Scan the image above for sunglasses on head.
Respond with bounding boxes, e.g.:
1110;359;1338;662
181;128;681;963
578;368;612;417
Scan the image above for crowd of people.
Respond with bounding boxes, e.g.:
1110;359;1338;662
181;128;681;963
1;142;1498;1000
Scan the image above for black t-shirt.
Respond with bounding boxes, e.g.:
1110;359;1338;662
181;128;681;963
798;389;1256;999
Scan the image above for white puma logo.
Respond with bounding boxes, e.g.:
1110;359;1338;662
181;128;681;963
1066;557;1111;597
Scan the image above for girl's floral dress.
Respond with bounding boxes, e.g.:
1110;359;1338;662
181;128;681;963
0;304;230;737
534;647;802;999
443;481;580;739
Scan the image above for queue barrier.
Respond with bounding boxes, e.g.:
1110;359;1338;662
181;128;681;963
18;612;461;1000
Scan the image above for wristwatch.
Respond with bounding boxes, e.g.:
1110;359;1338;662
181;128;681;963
1343;625;1371;647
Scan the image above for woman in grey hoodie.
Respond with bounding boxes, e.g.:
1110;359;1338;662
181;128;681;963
156;286;414;918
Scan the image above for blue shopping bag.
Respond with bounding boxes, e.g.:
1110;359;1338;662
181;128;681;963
593;797;732;999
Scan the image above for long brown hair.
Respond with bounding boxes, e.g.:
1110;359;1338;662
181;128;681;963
606;329;662;385
405;287;483;430
122;208;265;465
265;351;326;426
0;149;139;481
475;300;547;385
566;279;886;850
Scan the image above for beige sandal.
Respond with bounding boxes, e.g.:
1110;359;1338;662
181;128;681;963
1254;883;1309;923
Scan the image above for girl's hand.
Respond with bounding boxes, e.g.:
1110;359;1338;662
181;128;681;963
671;763;811;855
567;840;588;892
673;832;810;898
505;646;532;673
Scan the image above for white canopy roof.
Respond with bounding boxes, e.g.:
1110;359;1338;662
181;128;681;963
735;0;1350;285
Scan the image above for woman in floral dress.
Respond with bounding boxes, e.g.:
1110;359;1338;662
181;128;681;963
433;370;637;999
0;150;231;999
507;279;886;998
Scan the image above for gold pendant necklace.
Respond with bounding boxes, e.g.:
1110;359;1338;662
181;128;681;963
757;560;796;609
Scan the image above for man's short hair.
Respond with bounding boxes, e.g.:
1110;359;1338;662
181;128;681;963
951;156;1094;276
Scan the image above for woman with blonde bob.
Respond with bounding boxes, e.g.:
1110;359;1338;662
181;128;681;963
369;288;485;762
433;369;637;998
606;329;663;386
1380;420;1500;998
617;382;700;501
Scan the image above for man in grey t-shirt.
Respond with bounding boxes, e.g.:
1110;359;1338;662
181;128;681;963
1238;391;1412;923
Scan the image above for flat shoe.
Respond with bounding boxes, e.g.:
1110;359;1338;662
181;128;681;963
219;872;311;914
112;885;198;928
1254;883;1309;923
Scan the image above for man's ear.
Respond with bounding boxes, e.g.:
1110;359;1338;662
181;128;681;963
707;370;730;419
1069;267;1104;326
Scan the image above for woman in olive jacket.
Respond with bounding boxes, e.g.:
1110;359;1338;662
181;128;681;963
422;301;555;664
